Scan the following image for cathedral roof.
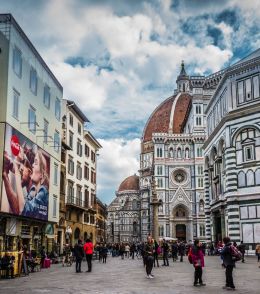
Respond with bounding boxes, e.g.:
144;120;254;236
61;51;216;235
142;92;192;142
118;174;139;192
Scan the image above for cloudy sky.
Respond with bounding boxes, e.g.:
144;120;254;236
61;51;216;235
2;0;260;204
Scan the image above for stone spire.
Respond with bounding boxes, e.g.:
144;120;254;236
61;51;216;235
176;60;189;93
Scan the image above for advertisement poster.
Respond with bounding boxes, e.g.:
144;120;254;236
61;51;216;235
1;124;50;221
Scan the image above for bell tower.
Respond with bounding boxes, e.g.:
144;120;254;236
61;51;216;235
176;60;189;93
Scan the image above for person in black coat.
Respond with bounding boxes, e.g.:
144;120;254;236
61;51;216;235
178;242;185;262
74;240;84;273
221;237;235;290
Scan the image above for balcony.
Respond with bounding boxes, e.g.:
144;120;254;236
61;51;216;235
66;196;86;210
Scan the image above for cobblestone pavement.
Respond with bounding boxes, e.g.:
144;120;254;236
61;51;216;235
0;256;259;294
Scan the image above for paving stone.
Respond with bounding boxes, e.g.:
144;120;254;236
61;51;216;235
0;256;259;294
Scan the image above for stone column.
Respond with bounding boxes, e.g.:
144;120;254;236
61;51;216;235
225;147;237;193
204;167;211;242
150;177;161;242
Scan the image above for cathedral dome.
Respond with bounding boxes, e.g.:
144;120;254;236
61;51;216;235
142;93;192;142
118;174;139;192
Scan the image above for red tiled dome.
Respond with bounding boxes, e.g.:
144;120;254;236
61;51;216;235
142;93;191;142
118;174;139;192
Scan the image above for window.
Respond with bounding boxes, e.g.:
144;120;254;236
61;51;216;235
157;178;163;188
199;224;205;237
54;163;58;185
43;119;49;144
196;105;202;114
84;165;89;180
54;131;60;152
245;78;252;101
237;80;244;104
246;170;255;186
156;147;163;158
85;144;90;157
76;163;82;180
43;85;50;108
68;156;74;175
196;116;202;126
253;76;259;99
238;171;246;188
55;98;61;121
69;114;73;126
13;47;22;78
85;189;89;207
78;123;82;134
53;196;57;217
197;165;203;175
157;166;163;175
12;90;19;119
69;131;73;149
67;181;74;200
77;140;82;156
197;147;203;157
91;151;96;162
91;171;96;184
244;145;254;161
29;67;37;95
28;106;36;133
198;178;204;188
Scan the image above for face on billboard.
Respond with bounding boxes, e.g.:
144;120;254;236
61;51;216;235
1;124;50;221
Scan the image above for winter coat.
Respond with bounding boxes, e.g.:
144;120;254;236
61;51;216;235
191;245;205;268
74;244;84;260
84;241;94;255
221;243;235;266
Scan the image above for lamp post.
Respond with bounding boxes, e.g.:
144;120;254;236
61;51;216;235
150;176;162;242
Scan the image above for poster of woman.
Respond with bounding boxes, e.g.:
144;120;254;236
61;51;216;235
1;124;50;221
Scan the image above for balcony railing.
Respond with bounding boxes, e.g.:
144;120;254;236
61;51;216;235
67;196;85;208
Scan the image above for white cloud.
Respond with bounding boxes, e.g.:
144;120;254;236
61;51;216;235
96;138;140;203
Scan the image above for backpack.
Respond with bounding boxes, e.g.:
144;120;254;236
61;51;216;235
188;248;193;264
230;245;242;262
157;246;161;254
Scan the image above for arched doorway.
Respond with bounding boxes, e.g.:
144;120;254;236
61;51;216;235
74;228;80;243
176;224;186;241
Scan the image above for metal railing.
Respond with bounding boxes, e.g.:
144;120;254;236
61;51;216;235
67;196;85;208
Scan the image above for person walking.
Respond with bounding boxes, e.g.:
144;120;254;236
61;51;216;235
162;239;169;266
171;241;178;262
178;241;185;262
238;241;246;263
125;244;130;258
130;243;136;259
102;244;108;263
74;240;84;273
144;236;154;279
221;237;236;290
84;238;94;272
191;239;206;287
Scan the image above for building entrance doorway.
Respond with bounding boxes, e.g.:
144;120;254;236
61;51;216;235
214;214;222;242
176;224;186;241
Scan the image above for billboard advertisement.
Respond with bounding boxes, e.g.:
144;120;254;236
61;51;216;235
1;124;50;221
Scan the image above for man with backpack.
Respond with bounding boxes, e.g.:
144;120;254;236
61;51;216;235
221;236;241;290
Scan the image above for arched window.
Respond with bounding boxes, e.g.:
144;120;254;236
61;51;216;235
238;171;246;187
246;170;255;186
256;169;260;185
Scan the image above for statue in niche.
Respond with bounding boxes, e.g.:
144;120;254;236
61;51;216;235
169;148;173;158
177;148;181;158
185;148;189;158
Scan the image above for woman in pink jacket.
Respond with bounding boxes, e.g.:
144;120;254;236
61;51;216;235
84;239;94;272
191;239;206;287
